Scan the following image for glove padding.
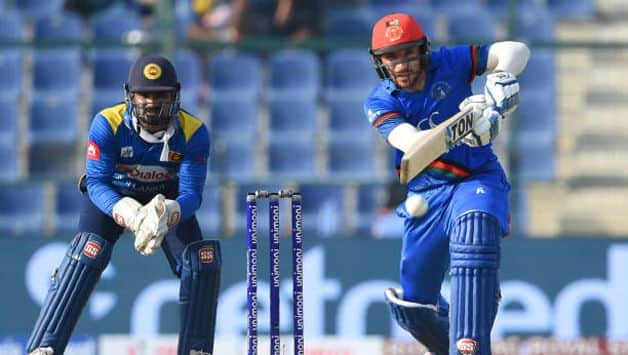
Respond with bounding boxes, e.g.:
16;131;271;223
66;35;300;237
484;71;519;116
112;196;147;233
134;194;169;256
459;95;502;147
163;198;181;227
29;347;54;355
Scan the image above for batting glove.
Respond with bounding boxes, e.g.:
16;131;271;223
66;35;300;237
459;95;502;147
484;71;520;116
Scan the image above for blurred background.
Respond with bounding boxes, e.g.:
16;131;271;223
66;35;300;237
1;0;628;354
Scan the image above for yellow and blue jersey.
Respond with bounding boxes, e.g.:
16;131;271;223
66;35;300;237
364;45;504;190
85;103;210;220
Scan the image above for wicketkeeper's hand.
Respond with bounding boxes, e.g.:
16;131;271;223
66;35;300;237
112;196;148;234
134;194;169;256
138;197;181;255
484;71;520;116
163;198;181;227
459;95;502;147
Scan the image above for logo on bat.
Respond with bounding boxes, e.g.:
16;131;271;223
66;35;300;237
445;110;475;148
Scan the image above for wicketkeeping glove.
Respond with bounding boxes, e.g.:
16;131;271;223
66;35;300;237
138;197;181;256
163;198;181;227
134;194;169;256
112;196;148;233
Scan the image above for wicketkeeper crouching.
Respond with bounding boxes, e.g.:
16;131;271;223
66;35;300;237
27;55;221;355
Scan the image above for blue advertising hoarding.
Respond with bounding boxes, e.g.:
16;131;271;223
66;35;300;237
2;236;626;341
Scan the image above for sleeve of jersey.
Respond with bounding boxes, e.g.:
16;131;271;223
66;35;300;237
364;95;405;139
177;124;210;219
85;115;123;216
444;45;490;83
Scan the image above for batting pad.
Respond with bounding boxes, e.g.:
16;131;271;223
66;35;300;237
450;212;501;355
178;240;222;355
385;288;449;355
27;233;112;353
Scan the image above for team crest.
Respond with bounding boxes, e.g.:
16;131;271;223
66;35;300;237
169;150;183;163
143;63;162;80
385;19;403;42
431;81;451;100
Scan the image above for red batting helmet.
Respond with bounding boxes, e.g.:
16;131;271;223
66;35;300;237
369;13;430;79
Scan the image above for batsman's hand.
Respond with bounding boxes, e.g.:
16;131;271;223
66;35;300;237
484;71;519;116
134;194;169;256
459;95;502;147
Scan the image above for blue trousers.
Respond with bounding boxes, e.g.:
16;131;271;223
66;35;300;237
78;190;203;276
397;168;510;305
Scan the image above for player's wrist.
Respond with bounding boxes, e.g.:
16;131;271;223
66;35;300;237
484;72;519;116
112;197;143;229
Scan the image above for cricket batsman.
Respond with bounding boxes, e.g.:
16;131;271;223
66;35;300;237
364;13;530;355
27;55;221;355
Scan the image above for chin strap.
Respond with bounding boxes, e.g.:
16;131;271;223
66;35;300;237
132;115;176;162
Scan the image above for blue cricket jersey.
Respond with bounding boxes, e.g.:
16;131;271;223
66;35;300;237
85;103;210;220
364;45;505;191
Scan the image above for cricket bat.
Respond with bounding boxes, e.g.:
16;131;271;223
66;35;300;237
399;105;477;184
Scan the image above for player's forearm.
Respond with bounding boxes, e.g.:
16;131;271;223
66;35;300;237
86;176;123;216
387;123;431;153
177;162;207;218
176;193;202;220
486;41;530;75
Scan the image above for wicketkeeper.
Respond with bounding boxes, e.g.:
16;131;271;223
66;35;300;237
27;55;221;355
364;13;530;355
